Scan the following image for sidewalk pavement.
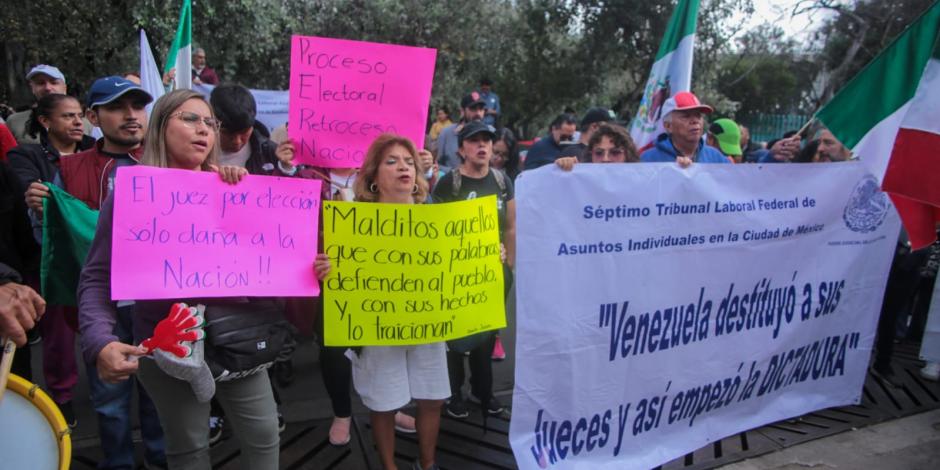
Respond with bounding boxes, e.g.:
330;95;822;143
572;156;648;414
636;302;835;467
719;408;940;470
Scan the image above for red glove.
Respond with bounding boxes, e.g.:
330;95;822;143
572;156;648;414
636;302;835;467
141;303;206;358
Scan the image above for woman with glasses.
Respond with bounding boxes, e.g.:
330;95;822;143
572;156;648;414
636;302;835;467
79;89;281;469
491;128;521;180
554;123;639;171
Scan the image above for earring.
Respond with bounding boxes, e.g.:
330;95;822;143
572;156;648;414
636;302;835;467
412;184;419;194
369;183;378;193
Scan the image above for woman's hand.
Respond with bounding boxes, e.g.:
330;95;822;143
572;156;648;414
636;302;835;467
499;243;507;264
314;253;332;280
555;156;577;172
211;165;249;184
676;156;693;168
25;181;50;215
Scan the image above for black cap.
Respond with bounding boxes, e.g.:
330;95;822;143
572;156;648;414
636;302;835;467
458;121;496;146
461;91;486;109
580;107;615;128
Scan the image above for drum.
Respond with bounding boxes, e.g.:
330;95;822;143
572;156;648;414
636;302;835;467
0;373;71;470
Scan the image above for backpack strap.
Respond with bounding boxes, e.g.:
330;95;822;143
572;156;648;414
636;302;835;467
451;170;462;198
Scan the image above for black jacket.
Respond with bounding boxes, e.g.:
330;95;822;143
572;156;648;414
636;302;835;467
0;160;40;281
6;132;96;193
244;129;285;177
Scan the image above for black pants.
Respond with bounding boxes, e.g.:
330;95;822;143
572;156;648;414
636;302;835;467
875;243;927;373
315;299;352;418
447;333;496;401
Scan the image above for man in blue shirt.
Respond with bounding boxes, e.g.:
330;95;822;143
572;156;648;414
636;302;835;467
478;78;500;127
523;113;577;170
640;92;729;166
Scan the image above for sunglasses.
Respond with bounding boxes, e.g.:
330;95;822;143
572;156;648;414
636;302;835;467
172;111;220;131
592;147;626;159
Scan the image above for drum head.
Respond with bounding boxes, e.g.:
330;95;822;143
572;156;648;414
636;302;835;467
0;374;70;470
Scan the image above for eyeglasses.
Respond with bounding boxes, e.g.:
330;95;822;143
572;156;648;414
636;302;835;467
592;147;626;160
172;111;220;131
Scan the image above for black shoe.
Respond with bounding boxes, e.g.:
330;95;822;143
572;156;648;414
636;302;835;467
274;360;294;388
469;394;506;415
59;401;77;428
278;412;286;433
209;416;225;445
445;397;470;419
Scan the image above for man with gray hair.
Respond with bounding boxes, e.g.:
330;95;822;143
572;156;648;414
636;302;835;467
192;48;219;85
639;91;728;166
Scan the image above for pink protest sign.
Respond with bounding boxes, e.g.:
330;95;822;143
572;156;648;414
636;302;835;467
288;36;437;168
111;166;322;300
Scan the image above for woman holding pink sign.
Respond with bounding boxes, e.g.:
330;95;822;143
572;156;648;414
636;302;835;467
315;133;447;470
78;89;281;469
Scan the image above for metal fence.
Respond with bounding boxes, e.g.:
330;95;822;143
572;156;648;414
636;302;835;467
740;113;810;144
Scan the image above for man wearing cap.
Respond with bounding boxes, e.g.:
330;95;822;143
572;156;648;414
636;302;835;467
478;78;501;127
210;84;295;176
523;113;578;170
557;107;617;162
7;65;92;145
60;76;168;470
707;118;743;163
640;92;728;166
58;76;151;209
436;92;486;172
432;121;514;420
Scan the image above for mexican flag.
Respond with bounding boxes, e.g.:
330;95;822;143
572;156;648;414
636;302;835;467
630;0;700;149
164;0;192;90
41;185;99;306
816;1;940;249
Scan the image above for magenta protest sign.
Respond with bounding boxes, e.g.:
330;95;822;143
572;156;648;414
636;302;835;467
111;166;322;300
288;35;437;168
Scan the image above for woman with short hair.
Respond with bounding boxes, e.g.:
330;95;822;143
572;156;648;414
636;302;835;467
315;133;448;470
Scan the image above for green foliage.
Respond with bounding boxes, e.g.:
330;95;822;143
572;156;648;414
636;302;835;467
0;0;756;137
717;25;817;117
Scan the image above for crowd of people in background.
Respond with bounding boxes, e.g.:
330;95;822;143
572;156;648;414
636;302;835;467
0;55;938;470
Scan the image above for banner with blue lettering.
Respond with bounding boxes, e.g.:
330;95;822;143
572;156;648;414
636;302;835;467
510;163;899;469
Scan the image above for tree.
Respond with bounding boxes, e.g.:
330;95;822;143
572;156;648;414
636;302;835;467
796;0;938;104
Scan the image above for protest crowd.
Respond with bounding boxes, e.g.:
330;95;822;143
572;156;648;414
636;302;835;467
1;4;940;470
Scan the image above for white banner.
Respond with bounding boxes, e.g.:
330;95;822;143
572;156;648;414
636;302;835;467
192;84;289;132
510;163;899;470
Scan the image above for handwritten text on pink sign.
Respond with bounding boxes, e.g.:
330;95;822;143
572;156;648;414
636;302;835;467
111;166;322;300
288;36;437;168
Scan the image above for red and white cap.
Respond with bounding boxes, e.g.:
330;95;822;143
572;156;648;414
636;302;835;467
661;91;713;117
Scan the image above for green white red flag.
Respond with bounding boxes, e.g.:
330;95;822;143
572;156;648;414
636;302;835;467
630;0;700;149
164;0;192;90
816;1;940;249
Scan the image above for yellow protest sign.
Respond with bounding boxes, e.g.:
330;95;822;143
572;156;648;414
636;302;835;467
322;196;506;346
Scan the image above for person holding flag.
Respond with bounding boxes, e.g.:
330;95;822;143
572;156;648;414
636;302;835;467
161;0;193;91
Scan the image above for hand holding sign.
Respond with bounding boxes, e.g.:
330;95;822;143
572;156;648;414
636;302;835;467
111;166;322;300
322;198;506;346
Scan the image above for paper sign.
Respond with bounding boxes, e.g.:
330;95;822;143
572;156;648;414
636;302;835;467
322;197;506;346
288;35;437;168
509;163;899;470
111;166;322;300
